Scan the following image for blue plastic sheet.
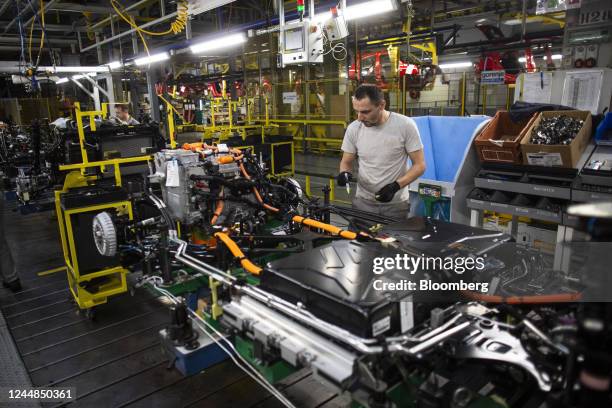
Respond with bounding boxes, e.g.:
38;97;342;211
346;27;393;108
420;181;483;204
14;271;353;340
411;116;489;182
594;112;612;145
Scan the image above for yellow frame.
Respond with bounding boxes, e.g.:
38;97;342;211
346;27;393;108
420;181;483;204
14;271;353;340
55;178;134;309
55;103;153;309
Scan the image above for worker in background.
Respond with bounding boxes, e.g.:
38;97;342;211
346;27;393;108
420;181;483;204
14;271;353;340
111;104;140;126
338;84;426;220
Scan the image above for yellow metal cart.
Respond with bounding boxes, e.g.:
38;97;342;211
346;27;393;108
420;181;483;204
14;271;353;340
55;103;152;313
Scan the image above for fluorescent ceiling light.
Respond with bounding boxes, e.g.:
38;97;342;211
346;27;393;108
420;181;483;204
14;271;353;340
439;61;472;69
107;60;123;70
41;66;108;73
190;33;246;54
134;52;169;66
55;77;69;84
345;0;395;20
313;0;395;22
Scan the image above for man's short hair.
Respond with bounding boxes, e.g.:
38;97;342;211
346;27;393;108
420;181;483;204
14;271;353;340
354;84;384;105
115;104;129;112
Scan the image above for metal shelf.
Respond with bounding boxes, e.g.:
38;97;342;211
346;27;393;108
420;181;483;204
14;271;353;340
467;198;563;224
474;177;572;200
572;189;612;203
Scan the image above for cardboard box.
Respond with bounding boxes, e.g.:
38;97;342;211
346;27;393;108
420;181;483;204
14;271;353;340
474;111;536;164
520;110;592;168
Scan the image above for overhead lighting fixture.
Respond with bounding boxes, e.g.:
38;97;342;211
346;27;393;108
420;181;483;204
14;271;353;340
42;66;108;73
314;0;396;22
134;52;169;66
55;78;69;84
190;33;246;54
345;0;396;20
107;60;123;70
438;61;472;69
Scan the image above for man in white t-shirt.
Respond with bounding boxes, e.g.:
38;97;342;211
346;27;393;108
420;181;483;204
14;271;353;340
338;84;425;220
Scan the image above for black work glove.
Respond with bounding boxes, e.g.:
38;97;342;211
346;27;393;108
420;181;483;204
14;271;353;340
375;181;400;203
336;171;352;187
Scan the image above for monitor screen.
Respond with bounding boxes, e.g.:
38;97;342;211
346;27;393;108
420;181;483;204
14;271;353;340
284;26;304;52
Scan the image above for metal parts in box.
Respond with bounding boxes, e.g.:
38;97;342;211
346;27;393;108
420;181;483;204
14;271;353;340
520;111;592;168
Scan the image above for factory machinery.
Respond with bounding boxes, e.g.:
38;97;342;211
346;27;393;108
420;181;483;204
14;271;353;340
0;120;64;206
57;133;610;408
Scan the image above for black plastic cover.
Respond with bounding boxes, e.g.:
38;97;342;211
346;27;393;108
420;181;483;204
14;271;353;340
262;239;415;338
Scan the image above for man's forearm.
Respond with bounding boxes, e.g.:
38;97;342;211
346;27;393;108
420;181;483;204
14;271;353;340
340;161;352;173
396;163;425;188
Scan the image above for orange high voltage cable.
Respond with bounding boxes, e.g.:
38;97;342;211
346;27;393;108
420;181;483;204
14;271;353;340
214;232;262;275
292;215;357;240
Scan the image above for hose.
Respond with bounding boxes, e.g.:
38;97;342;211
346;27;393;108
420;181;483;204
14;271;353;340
146;190;177;236
214;232;262;275
239;162;279;213
110;0;189;36
292;215;357;240
26;0;45;68
182;142;207;151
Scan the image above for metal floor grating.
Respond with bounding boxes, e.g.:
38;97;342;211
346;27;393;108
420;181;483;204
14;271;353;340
0;197;349;407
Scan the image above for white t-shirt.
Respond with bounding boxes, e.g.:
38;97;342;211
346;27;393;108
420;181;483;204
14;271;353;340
341;112;423;202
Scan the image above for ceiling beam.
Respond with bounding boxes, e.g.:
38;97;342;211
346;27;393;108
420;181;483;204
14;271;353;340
47;3;116;14
24;0;61;27
89;0;158;31
2;0;61;34
80;11;179;52
0;35;77;45
0;22;93;33
0;0;12;19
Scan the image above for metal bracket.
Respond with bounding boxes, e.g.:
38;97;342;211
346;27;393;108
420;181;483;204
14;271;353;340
453;320;553;391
